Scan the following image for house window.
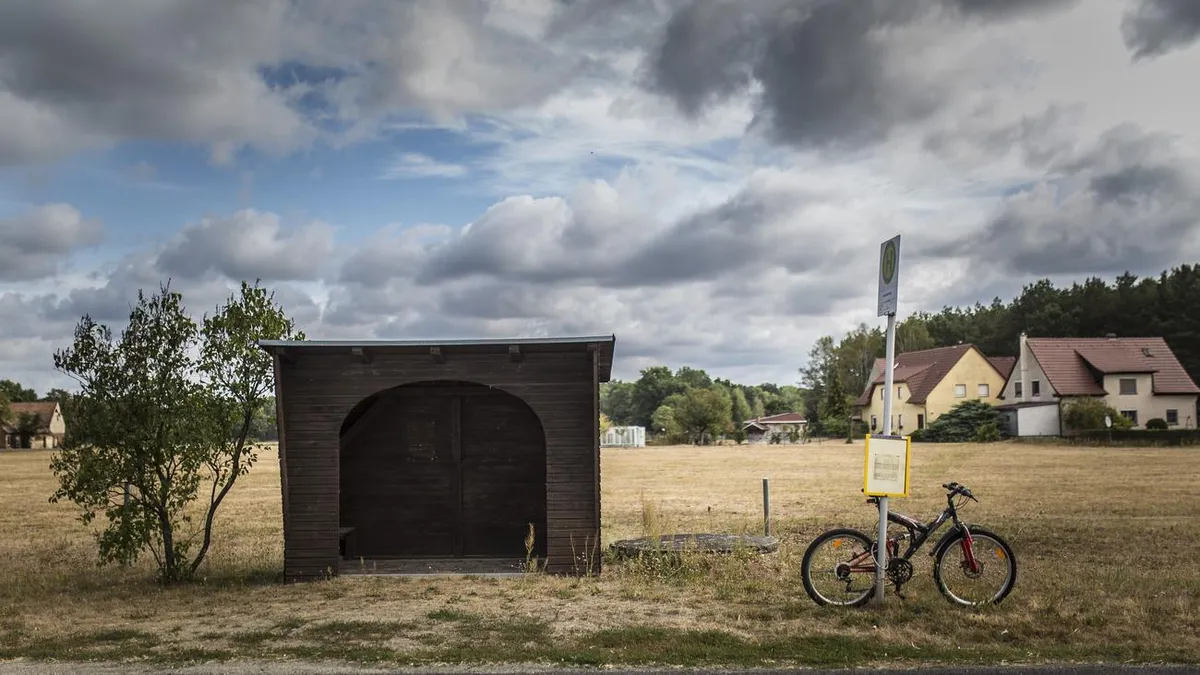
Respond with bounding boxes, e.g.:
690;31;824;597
870;415;878;430
1166;409;1179;426
897;414;903;429
1032;380;1041;397
978;383;989;397
1119;378;1137;395
954;384;967;398
897;386;904;399
1120;410;1138;425
1014;381;1023;397
917;414;925;429
881;388;884;400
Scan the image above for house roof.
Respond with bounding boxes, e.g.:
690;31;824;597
2;401;59;434
1025;337;1200;396
854;344;978;406
987;356;1017;381
743;412;806;429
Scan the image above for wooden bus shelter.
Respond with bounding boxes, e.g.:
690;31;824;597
258;335;616;582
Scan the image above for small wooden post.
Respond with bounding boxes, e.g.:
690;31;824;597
762;477;771;537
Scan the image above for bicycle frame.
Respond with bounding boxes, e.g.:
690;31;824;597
841;492;977;573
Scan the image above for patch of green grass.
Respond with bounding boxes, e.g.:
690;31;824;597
229;629;280;647
85;628;157;644
275;644;400;664
272;617;306;631
302;619;416;642
0;627;162;662
426;609;476;622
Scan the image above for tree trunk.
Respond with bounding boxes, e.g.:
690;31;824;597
158;505;177;582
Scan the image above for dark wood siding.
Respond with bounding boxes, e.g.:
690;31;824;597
460;388;547;557
274;345;602;581
340;391;458;557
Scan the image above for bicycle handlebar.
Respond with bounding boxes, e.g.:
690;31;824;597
942;481;978;502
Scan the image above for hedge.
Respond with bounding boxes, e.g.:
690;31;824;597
1063;429;1200;447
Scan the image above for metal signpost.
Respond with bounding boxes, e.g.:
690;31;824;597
871;234;901;603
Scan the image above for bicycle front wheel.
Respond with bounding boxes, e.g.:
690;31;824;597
932;526;1016;606
801;528;877;607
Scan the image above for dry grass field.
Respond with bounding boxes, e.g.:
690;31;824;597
2;440;1199;669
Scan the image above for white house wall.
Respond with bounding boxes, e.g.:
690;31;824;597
1017;404;1061;436
1101;374;1197;428
1004;338;1056;403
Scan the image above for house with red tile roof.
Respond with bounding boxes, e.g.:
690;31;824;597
997;334;1200;436
854;344;1011;437
742;412;807;444
2;401;66;449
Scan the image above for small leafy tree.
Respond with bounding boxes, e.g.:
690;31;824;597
1062;397;1131;432
599;412;613;438
0;391;11;431
673;387;733;445
50;280;303;583
817;359;849;437
14;412;43;448
651;402;681;442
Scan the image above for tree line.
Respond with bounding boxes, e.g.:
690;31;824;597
602;265;1200;441
600;366;806;444
800;265;1200;435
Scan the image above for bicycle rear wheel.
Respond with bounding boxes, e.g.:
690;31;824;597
932;526;1016;606
801;528;876;607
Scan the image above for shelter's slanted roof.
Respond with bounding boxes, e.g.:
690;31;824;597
258;334;617;381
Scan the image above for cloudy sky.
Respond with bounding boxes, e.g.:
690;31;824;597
3;0;1200;393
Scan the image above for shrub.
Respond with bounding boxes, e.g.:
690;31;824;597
1145;417;1169;430
974;420;1002;442
914;400;1002;443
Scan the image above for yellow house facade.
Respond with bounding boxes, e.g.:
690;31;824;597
855;344;1012;436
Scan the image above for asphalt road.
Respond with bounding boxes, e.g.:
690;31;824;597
2;660;1198;675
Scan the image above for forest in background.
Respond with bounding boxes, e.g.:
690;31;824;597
603;265;1200;440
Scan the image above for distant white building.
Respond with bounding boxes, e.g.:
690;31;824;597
602;426;646;448
742;412;807;445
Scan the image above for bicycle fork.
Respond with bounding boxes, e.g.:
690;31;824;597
959;528;981;575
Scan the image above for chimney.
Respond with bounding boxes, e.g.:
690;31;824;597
1019;332;1030;402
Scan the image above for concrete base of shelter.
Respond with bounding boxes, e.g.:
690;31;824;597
338;557;534;577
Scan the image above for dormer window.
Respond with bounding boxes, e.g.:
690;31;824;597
1142;347;1153;357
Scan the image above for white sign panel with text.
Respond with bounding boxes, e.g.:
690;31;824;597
863;434;910;498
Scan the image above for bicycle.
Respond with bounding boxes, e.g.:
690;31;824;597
800;482;1016;607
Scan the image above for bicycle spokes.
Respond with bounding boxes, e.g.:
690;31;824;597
806;534;875;606
938;533;1013;604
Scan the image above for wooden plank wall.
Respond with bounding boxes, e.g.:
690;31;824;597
275;346;601;581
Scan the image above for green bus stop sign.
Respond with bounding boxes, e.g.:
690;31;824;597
881;239;897;284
